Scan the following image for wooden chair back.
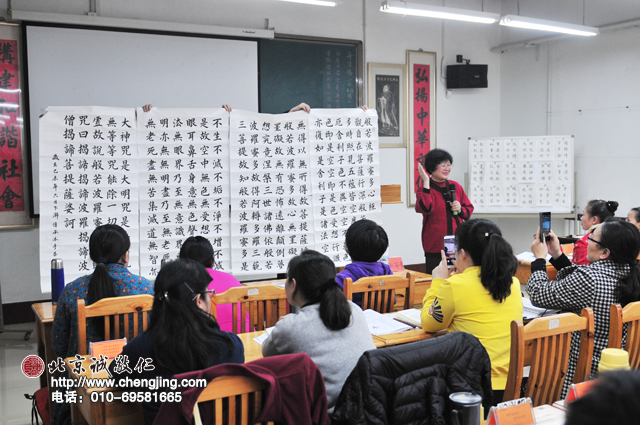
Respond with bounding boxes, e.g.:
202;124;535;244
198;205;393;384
211;285;289;333
77;294;154;355
193;375;273;425
609;302;640;368
343;272;415;313
561;243;574;255
503;308;594;406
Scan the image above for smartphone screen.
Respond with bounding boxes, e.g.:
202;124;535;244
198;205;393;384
443;235;456;268
540;212;551;240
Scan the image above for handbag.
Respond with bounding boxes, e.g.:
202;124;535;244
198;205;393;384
24;387;50;425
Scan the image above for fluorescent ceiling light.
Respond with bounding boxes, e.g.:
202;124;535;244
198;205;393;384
277;0;338;6
380;1;499;24
499;15;598;36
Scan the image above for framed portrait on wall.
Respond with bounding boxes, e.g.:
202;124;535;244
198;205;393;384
0;23;34;229
406;50;436;207
367;62;406;148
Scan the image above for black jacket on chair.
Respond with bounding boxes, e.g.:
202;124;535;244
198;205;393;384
331;332;493;425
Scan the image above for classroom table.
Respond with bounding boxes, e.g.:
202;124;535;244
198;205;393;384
515;260;558;285
65;313;444;425
32;302;57;416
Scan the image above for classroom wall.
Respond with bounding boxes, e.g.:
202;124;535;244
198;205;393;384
2;0;638;305
0;0;503;304
499;24;640;254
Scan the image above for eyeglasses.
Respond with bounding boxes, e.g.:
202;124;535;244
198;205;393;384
437;162;452;170
587;235;607;249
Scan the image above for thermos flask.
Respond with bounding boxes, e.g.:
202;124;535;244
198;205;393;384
51;258;65;304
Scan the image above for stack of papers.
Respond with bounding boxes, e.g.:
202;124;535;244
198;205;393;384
522;298;560;320
363;310;413;336
516;252;551;262
252;326;275;345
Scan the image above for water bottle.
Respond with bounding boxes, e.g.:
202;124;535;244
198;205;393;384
51;259;65;304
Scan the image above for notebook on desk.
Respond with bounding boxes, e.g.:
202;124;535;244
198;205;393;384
393;308;422;328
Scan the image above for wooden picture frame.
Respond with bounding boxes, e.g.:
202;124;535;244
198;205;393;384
406;50;436;207
0;23;34;229
367;62;406;148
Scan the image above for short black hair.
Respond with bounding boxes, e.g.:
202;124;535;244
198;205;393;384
179;236;214;268
630;207;640;223
345;219;389;262
423;148;453;174
566;370;640;425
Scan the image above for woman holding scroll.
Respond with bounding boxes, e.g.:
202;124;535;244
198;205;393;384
415;149;474;274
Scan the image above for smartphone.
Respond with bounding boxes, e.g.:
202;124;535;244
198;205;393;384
540;211;551;241
443;235;456;268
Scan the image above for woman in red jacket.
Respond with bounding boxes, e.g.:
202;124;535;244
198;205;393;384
573;200;618;265
415;149;474;274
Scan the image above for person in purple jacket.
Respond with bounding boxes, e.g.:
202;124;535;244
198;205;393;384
336;219;392;307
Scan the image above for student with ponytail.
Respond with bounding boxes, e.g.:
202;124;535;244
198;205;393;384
573;199;619;265
51;224;153;359
421;219;523;405
262;250;376;412
109;259;243;425
528;219;640;398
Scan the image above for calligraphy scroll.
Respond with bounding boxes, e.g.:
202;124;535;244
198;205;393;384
406;50;437;207
39;107;140;291
309;108;382;266
0;38;22;212
229;110;314;275
137;108;231;277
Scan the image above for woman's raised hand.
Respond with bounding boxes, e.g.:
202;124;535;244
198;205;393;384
417;162;430;190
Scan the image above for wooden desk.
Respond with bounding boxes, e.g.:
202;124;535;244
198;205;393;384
516;260;557;285
33;302;57;416
373;328;446;347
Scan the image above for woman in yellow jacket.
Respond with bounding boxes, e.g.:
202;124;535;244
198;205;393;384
421;218;523;406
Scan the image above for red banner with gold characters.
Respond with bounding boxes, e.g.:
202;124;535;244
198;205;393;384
413;63;431;193
0;38;23;212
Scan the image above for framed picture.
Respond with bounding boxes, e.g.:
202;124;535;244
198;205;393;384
406;50;436;207
367;63;406;148
0;23;34;229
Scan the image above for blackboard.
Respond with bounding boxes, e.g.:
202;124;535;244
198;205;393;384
258;36;363;114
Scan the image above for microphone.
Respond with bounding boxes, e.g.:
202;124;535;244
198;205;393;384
449;184;458;216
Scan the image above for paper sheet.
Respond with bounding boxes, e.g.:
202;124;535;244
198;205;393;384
363;309;412;336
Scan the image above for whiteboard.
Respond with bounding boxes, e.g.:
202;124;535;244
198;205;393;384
26;24;259;214
467;135;574;214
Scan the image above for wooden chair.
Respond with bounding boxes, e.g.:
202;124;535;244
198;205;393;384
561;243;574;256
193;375;273;425
503;308;595;406
211;285;290;333
609;302;640;368
343;272;415;313
77;294;154;355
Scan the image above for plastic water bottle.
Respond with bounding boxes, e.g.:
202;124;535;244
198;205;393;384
51;259;65;304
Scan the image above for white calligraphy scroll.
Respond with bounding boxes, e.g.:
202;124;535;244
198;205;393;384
39;106;139;292
137;108;231;278
229;110;314;275
309;108;382;266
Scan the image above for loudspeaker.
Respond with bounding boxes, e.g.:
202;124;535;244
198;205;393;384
446;64;488;89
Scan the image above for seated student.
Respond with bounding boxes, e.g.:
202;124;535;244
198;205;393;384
565;370;640;425
627;207;640;231
573;200;618;265
262;250;376;413
109;259;244;425
179;236;248;332
51;224;153;425
335;219;392;307
421;219;523;406
527;220;640;398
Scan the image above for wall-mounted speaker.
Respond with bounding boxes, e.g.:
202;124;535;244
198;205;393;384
446;64;488;89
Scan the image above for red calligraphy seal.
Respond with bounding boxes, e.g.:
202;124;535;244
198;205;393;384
21;355;45;378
